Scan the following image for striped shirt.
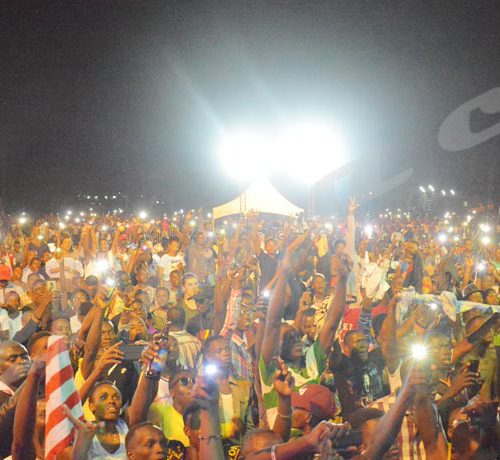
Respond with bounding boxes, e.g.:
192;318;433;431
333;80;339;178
369;393;427;460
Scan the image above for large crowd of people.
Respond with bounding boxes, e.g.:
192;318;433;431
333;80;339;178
0;199;498;459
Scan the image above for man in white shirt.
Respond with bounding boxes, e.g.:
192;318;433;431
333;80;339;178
157;236;185;286
45;251;84;280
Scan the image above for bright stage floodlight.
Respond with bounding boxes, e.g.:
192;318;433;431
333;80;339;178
276;121;347;185
217;130;272;182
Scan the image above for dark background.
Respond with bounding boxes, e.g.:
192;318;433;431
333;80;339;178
1;1;499;215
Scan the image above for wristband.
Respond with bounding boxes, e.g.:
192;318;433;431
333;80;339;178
271;445;277;460
198;434;222;442
277;412;291;419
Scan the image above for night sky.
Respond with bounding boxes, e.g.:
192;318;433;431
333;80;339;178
1;1;499;214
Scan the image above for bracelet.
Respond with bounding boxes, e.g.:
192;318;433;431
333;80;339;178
277;412;291;419
198;434;222;442
271;445;277;460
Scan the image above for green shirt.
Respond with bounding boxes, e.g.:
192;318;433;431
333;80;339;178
259;340;327;428
148;403;190;447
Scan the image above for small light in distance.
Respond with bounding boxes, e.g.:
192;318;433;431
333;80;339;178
453;235;460;242
190;220;196;227
428;184;435;192
364;224;374;239
324;222;333;231
429;302;438;311
441;190;446;196
208;231;214;238
450;189;455;195
481;236;491;246
67;210;72;216
438;233;447;243
138;211;147;220
207;212;212;218
58;222;66;229
18;217;27;225
101;225;108;232
419;186;426;193
231;222;238;229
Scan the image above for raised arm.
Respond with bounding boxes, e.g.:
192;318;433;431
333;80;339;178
218;271;244;337
12;358;46;460
78;342;124;404
126;343;161;426
271;360;294;441
346;197;358;258
377;294;402;373
193;376;225;460
362;365;427;459
261;270;287;365
414;385;448;460
261;233;311;365
318;255;351;353
80;296;107;379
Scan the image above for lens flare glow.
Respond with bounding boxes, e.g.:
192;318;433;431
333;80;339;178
411;343;428;361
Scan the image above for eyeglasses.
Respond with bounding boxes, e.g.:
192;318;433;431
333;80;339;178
172;377;193;387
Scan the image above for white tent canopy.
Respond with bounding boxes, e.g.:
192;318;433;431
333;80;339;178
212;179;304;220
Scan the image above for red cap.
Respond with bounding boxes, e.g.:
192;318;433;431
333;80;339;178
291;384;336;420
0;264;12;281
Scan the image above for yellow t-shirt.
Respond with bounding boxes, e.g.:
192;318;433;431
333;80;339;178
148;403;189;447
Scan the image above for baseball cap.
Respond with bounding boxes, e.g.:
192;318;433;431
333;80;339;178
462;283;481;300
0;265;12;281
291;384;336;420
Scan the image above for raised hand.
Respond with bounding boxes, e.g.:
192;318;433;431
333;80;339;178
300;290;313;308
193;375;219;410
140;341;160;367
272;357;295;397
94;289;111;311
282;230;312;274
30;352;48;377
62;404;102;436
348;196;359;214
445;365;480;399
95;342;124;373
